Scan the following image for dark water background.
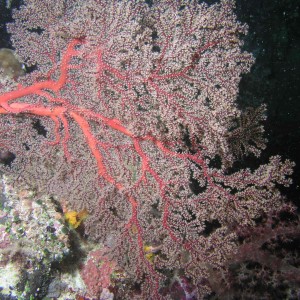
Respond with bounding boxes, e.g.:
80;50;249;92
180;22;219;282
235;0;300;210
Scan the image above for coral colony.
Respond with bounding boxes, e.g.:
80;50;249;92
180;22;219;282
0;0;298;299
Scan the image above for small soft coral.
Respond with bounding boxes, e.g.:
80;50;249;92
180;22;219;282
0;48;24;79
64;209;88;228
80;248;116;298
